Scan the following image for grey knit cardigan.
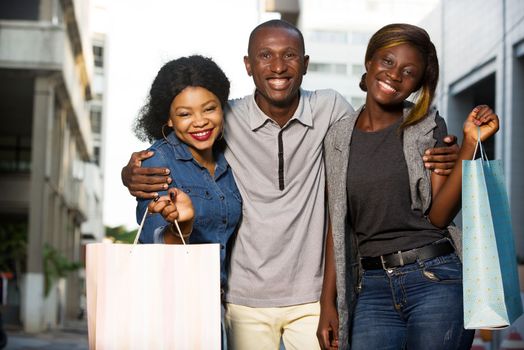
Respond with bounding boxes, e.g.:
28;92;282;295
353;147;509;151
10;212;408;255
323;104;462;349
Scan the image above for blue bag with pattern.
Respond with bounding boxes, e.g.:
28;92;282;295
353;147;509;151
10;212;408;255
462;133;523;329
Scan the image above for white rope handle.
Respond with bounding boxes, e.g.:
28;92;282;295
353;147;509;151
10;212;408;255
133;208;149;245
472;126;488;162
134;207;187;245
172;220;187;245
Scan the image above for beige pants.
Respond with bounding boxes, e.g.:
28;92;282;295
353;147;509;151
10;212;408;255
224;301;321;350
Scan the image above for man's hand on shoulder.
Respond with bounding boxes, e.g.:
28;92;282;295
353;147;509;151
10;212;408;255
423;135;460;176
121;150;172;199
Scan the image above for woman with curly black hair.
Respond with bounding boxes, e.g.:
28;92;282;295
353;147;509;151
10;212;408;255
134;54;242;298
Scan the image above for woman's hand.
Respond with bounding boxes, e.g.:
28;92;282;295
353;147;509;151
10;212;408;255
463;105;499;145
148;188;194;242
317;303;339;349
428;104;499;228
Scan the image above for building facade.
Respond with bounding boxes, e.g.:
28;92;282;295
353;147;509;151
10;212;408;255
421;0;524;258
0;0;105;332
298;0;440;108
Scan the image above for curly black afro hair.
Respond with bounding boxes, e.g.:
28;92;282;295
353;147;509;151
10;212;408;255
134;55;230;143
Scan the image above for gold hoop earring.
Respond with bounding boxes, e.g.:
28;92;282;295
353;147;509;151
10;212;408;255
161;124;174;145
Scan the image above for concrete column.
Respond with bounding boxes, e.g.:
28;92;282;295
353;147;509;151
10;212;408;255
39;0;57;21
23;76;54;333
66;222;81;319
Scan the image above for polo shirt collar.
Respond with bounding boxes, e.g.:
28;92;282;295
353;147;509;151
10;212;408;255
248;88;313;130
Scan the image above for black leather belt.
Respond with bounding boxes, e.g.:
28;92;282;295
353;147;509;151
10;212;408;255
360;240;455;270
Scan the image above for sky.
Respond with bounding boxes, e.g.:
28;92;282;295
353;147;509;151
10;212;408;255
101;0;270;229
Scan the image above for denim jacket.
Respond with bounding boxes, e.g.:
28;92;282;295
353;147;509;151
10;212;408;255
136;132;242;288
323;103;462;349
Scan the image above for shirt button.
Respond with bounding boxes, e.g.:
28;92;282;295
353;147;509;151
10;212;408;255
220;244;225;250
219;195;225;200
222;219;227;224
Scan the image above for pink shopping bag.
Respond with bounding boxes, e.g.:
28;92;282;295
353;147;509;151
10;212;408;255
86;242;221;349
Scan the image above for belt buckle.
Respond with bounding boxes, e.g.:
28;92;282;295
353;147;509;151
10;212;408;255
380;251;404;270
380;255;387;270
397;250;404;267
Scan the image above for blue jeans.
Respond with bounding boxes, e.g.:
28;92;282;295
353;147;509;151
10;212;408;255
351;253;474;350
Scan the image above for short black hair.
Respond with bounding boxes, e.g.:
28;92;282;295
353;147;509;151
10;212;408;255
248;19;305;55
134;55;230;143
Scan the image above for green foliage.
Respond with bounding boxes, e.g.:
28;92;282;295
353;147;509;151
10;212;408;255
43;244;81;297
0;223;27;274
105;225;138;244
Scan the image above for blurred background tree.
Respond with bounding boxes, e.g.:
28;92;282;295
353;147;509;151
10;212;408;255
105;225;137;244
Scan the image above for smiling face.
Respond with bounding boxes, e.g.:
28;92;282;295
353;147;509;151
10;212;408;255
167;86;223;163
244;26;309;115
365;43;426;109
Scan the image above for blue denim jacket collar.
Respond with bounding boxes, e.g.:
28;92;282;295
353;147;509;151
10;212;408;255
165;131;229;178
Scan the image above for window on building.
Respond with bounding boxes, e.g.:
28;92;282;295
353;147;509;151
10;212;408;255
93;146;101;166
308;63;347;75
90;107;102;134
93;45;104;68
308;30;348;44
351;64;365;77
350;31;372;45
0;0;39;20
0;135;31;173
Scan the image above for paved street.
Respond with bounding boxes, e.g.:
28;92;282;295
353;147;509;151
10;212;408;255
3;321;88;350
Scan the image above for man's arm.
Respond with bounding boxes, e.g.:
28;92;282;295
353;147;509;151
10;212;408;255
423;135;459;175
121;150;172;199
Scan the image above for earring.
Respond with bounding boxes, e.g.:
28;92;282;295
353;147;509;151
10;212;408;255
161;124;174;145
359;73;368;92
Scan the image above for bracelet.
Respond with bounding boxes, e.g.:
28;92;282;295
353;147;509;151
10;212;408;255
166;223;192;240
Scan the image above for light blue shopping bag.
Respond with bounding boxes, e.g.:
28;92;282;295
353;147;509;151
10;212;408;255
462;133;523;329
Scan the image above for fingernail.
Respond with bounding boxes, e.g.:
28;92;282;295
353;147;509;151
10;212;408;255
167;177;172;184
164;168;170;174
423;156;428;161
163;184;168;189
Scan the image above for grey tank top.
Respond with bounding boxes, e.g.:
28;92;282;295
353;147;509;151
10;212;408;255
347;118;447;257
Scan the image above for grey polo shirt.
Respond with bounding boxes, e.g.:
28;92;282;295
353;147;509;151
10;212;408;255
223;89;354;307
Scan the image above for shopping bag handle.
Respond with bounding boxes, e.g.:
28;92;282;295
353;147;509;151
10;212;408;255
471;126;488;162
133;207;187;245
